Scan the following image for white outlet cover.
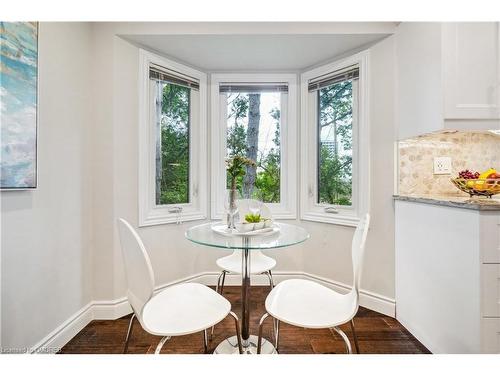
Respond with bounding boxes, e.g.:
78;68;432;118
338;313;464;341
433;157;452;175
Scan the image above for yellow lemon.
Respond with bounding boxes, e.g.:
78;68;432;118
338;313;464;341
479;168;496;179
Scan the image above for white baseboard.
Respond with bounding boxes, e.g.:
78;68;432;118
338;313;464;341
31;271;395;353
30;302;94;354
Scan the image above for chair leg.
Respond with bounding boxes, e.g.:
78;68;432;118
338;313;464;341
350;319;360;354
265;270;275;290
123;313;136;354
220;270;227;295
203;329;209;353
154;336;171;354
330;326;352;354
210;271;226;340
215;270;224;295
257;313;273;354
273;318;280;352
228;311;243;354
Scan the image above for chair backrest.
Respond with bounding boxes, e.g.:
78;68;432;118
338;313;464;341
117;218;155;317
351;213;370;295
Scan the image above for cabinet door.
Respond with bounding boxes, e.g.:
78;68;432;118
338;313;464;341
482;264;500;317
443;22;500;120
396;22;443;139
482;318;500;353
480;212;500;263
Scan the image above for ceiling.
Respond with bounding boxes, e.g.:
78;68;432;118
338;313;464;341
122;33;390;71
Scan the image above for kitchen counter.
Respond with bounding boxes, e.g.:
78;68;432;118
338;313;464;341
393;194;500;211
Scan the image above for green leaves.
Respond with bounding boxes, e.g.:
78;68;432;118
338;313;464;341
244;213;262;223
317;79;353;206
157;83;190;205
225;93;281;203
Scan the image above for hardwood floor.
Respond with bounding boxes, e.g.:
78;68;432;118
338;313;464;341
59;286;430;354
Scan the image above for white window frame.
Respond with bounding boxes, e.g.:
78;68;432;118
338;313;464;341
210;73;298;220
300;51;370;227
138;49;208;227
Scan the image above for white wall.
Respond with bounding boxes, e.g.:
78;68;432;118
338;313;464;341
1;22;93;350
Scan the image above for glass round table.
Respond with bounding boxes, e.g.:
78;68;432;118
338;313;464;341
186;221;309;354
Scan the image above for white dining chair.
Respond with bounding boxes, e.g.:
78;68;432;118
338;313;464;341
117;218;242;354
211;199;276;338
256;213;370;354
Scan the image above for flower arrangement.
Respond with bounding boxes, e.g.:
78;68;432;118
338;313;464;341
225;156;256;228
225;155;256;190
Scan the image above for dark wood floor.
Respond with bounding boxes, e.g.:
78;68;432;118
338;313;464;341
59;286;430;354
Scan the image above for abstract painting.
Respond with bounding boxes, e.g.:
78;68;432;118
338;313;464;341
0;22;38;189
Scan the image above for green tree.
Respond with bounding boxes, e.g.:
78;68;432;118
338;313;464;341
243;94;261;198
318;80;353;205
226;93;281;203
255;107;280;202
156;82;190;205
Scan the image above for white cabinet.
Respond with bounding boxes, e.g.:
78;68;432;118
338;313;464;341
395;200;500;353
396;22;500;140
443;23;500;120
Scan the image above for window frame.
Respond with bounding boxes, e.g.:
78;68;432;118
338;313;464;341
300;51;370;227
210;73;298;220
138;49;208;227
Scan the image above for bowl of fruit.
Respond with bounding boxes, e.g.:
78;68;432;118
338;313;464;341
451;168;500;198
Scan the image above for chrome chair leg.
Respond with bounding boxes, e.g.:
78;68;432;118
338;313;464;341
215;270;224;295
350;319;360;354
264;270;275;290
203;329;209;353
273;318;280;352
154;336;171;354
330;326;352;354
229;311;243;354
257;312;272;354
123;313;136;354
210;271;226;340
220;270;227;295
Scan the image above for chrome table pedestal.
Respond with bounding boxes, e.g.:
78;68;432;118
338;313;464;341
214;335;276;354
214;242;277;354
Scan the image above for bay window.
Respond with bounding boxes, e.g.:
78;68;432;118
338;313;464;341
139;49;367;227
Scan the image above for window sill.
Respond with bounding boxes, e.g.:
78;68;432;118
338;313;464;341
300;212;360;227
139;212;207;227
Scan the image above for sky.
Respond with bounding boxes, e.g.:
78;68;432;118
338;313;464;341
226;92;281;158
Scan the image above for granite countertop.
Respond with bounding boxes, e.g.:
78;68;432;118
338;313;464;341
393;194;500;211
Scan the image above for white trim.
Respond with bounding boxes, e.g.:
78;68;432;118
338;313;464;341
300;51;370;227
30;270;394;354
138;49;208;227
30;302;94;354
210;73;298;220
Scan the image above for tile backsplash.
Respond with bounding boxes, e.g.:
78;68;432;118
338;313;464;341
398;131;500;196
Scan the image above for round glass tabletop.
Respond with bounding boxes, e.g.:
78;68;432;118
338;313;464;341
185;222;309;250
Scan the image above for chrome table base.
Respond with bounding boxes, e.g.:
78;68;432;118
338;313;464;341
214;239;278;354
214;335;276;354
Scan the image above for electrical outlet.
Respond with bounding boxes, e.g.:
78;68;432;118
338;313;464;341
433;157;452;175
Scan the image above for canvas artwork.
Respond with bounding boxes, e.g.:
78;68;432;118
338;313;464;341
0;22;38;189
